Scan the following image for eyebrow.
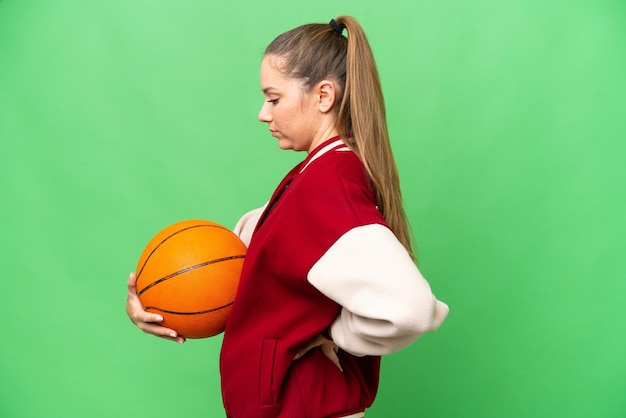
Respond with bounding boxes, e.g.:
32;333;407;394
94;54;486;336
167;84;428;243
262;87;278;94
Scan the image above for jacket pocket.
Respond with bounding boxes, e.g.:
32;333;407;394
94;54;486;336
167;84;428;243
294;349;359;417
259;338;278;406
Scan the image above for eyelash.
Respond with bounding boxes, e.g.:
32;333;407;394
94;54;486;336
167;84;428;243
267;98;279;104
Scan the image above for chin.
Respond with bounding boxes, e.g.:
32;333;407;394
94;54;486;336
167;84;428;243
277;138;294;151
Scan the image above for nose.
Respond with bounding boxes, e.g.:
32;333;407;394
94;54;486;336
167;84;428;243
258;101;272;123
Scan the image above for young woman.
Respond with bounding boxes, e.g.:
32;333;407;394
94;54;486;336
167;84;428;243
127;15;449;418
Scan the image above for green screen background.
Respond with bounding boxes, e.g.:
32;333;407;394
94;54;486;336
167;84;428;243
1;0;624;417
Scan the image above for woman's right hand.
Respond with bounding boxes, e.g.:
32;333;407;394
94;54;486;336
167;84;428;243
126;272;186;344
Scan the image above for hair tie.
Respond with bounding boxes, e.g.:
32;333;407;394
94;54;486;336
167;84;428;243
329;19;346;35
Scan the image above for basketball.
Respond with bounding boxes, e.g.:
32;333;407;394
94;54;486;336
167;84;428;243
135;220;246;339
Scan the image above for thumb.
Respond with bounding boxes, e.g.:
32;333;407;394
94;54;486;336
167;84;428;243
127;272;137;289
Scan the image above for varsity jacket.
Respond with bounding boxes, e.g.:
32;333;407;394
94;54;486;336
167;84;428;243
220;137;449;418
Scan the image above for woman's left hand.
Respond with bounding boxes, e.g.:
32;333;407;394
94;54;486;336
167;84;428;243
294;333;343;372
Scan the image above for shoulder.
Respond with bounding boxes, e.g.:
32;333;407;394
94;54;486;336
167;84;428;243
300;149;367;191
294;149;384;227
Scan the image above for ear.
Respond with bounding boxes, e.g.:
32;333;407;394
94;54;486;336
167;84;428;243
315;80;338;113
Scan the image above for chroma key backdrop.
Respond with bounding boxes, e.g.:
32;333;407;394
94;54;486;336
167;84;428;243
1;0;624;417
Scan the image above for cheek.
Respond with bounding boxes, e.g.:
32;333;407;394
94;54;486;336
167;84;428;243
276;107;298;127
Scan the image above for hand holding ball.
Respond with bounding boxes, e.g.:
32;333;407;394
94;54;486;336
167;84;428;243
135;220;246;339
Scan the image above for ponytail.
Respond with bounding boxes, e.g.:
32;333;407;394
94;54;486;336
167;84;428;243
334;16;415;261
265;16;416;261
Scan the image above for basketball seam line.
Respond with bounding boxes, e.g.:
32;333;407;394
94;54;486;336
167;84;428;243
136;255;245;297
136;223;231;280
144;301;234;315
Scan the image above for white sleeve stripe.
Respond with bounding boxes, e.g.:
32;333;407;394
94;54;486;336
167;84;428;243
307;224;449;356
299;139;345;173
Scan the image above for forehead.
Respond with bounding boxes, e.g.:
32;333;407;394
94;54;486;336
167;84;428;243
260;55;304;93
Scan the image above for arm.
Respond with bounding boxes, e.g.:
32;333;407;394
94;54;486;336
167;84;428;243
307;224;449;357
233;204;268;247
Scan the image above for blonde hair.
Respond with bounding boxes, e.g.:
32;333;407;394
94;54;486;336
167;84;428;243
265;16;416;261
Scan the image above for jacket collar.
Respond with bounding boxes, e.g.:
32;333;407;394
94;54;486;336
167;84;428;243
299;136;349;174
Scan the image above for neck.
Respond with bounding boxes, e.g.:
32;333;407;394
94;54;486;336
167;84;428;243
307;124;340;154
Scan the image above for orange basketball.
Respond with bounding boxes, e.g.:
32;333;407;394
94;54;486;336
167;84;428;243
135;220;246;339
